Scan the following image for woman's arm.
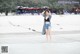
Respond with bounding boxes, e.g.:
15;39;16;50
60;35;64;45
41;11;46;17
42;11;45;15
49;11;52;15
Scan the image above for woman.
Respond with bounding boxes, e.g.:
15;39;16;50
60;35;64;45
42;9;52;41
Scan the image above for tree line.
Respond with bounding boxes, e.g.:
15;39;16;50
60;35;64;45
0;0;80;15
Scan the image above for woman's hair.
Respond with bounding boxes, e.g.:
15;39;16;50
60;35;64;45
44;9;50;15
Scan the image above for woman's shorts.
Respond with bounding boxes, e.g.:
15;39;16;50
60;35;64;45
44;22;51;29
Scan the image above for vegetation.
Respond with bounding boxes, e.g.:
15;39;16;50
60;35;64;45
0;0;80;15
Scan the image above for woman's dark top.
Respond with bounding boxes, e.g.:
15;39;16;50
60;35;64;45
44;17;50;22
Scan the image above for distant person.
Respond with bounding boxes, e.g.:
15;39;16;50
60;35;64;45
42;9;52;41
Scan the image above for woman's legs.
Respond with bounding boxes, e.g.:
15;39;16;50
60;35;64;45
45;29;48;40
45;28;51;41
45;23;51;41
48;28;51;40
